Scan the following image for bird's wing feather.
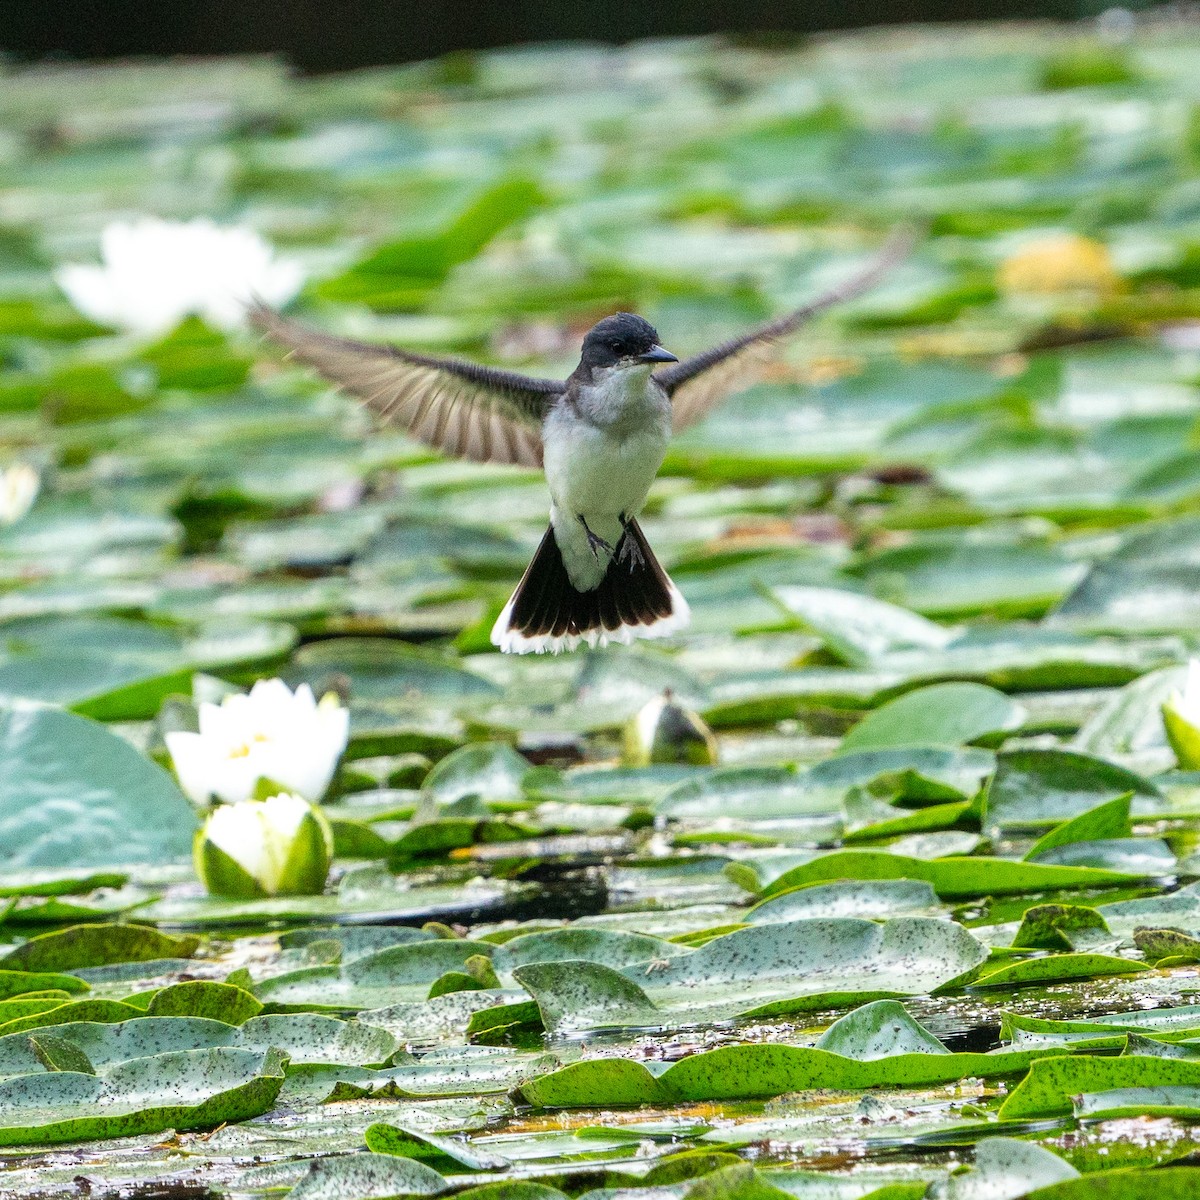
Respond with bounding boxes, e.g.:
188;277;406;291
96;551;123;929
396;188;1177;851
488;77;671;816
252;306;564;468
656;230;913;433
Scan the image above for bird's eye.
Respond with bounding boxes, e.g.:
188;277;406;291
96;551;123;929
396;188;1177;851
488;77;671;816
609;340;623;353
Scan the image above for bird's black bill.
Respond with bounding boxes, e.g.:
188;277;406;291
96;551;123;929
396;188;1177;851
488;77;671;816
639;345;678;364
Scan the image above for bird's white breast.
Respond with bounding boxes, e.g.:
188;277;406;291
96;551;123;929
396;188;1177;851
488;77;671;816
542;365;671;590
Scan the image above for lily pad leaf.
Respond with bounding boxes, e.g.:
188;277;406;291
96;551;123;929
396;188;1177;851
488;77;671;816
0;999;148;1035
746;880;943;923
1074;1085;1200;1119
365;1121;511;1171
1024;794;1132;859
238;1013;397;1066
839;683;1023;754
287;1151;448;1199
0;706;197;869
1011;905;1111;952
771;585;953;667
516;919;986;1031
0;972;89;1001
28;1032;95;1074
0;1017;240;1077
999;1055;1200;1119
0;1045;286;1146
512;961;662;1034
970;952;1148;990
422;742;531;805
146;981;263;1024
1026;1168;1200;1199
520;1041;1071;1108
0;924;199;973
928;1136;1078;1200
1134;928;1200;966
256;939;499;1010
985;748;1161;832
750;850;1143;900
492;929;686;979
816;1000;949;1060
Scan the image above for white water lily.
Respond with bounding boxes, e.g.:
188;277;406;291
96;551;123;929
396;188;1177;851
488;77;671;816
166;678;350;806
1163;659;1200;769
56;216;305;336
0;464;39;524
195;793;332;897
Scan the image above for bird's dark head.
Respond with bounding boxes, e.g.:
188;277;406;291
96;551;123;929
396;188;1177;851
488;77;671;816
579;313;677;373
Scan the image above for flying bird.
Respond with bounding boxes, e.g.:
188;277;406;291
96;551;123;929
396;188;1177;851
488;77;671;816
253;232;909;654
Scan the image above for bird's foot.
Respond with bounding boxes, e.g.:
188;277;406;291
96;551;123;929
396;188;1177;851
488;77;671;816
617;528;645;570
578;515;614;562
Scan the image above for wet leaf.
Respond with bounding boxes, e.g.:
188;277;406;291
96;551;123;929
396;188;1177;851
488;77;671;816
839;683;1024;753
0;707;197;869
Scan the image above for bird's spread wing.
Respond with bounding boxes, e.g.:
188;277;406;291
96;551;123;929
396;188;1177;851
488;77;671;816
252;306;565;468
655;230;914;433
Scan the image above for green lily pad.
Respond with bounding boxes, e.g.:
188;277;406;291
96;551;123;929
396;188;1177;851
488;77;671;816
0;706;197;869
513;918;987;1031
0;924;199;973
0;1045;286;1146
839;683;1024;753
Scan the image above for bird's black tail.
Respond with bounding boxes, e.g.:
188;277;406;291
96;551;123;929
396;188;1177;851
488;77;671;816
491;519;689;654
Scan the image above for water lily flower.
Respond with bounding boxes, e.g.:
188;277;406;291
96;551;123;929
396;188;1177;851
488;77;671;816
56;216;305;336
1163;659;1200;769
623;690;718;766
195;793;332;898
0;464;39;524
165;678;350;806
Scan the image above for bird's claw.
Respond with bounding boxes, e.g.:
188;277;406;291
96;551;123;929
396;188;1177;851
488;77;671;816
578;516;613;562
618;533;644;570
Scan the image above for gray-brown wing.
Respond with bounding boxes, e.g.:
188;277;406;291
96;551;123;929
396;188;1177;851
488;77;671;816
252;306;564;468
656;230;914;434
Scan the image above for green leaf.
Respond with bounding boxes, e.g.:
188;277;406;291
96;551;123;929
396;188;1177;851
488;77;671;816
1025;794;1132;859
492;929;685;978
935;1136;1078;1200
985;748;1161;831
1000;1055;1200;1119
858;538;1083;619
0;1046;286;1146
0;924;199;973
238;1013;397;1066
1025;1168;1200;1199
286;1151;450;1198
746;880;942;923
970;952;1148;989
1134;928;1200;966
28;1033;95;1074
815;1000;948;1059
256;939;499;1011
365;1121;510;1171
0;1000;149;1035
751;850;1143;900
0;972;89;1001
514;919;986;1030
0;706;197;869
770;585;952;667
146;981;263;1024
520;1042;1070;1108
512;961;662;1034
1011;904;1110;951
423;742;531;804
839;683;1023;753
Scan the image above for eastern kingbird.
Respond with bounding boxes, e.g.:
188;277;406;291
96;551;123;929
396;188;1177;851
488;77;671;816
254;232;908;654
